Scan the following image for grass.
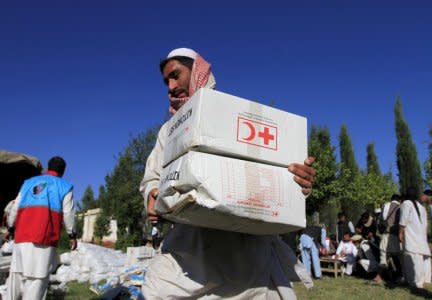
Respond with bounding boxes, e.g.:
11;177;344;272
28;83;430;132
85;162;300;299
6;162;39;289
49;276;432;299
294;275;432;300
47;282;96;300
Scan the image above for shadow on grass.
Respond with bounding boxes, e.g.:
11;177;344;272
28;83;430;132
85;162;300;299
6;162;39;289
382;281;432;299
408;286;432;299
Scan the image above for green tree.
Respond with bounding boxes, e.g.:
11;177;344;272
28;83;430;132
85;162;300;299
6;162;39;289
366;143;381;176
75;214;84;240
350;172;397;209
106;150;143;249
338;124;362;220
308;126;338;213
97;185;107;210
425;126;432;188
394;97;423;197
99;126;159;250
308;126;342;234
339;124;359;176
75;186;98;240
94;213;111;243
80;185;98;212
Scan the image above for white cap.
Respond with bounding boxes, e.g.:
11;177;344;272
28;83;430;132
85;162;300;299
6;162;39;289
167;48;197;60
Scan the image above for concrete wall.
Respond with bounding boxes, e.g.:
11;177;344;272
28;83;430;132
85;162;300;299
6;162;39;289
79;208;117;243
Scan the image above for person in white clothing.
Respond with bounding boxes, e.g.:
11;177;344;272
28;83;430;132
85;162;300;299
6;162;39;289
336;233;358;275
6;156;77;300
399;187;431;289
140;48;317;299
377;194;403;281
2;200;15;241
420;189;432;219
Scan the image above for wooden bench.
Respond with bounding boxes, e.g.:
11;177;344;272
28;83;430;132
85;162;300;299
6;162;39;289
320;256;344;278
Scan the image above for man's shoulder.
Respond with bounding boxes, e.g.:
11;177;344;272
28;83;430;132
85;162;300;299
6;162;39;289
383;202;391;208
57;177;73;191
401;200;412;208
40;175;74;192
400;200;418;214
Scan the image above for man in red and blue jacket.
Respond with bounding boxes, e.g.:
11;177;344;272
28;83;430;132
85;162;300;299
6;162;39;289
6;156;76;300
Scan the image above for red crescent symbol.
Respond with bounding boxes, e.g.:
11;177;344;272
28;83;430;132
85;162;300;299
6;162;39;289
242;121;256;141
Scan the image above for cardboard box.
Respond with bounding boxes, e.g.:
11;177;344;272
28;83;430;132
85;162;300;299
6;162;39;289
157;151;306;235
126;246;155;265
163;88;307;168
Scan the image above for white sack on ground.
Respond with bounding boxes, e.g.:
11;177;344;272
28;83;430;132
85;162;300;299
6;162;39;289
52;243;152;284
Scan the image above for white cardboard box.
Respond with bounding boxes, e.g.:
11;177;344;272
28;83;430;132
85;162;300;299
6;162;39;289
126;246;155;265
157;151;306;235
163;88;307;168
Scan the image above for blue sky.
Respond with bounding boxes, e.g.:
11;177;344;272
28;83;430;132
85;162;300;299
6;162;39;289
1;1;431;201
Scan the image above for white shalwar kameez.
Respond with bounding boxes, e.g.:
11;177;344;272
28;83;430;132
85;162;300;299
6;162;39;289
335;241;358;275
140;122;313;299
399;199;431;288
6;191;75;300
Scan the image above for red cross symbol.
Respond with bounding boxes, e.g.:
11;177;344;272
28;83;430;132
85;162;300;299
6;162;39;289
237;117;278;150
258;127;275;145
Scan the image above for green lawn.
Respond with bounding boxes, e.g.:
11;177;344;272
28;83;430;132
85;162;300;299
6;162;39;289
294;275;432;300
47;282;96;300
49;276;432;299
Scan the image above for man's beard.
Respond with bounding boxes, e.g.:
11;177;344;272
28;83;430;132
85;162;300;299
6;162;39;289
169;89;189;115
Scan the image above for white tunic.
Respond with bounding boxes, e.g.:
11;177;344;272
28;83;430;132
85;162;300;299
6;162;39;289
140;122;312;299
399;200;430;256
336;241;358;262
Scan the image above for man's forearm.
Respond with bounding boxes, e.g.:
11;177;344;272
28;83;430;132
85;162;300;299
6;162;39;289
62;191;76;235
399;226;405;243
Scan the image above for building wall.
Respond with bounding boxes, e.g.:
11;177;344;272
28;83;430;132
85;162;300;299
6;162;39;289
80;208;117;243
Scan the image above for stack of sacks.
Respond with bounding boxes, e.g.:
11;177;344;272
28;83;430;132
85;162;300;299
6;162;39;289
51;243;152;285
157;88;308;235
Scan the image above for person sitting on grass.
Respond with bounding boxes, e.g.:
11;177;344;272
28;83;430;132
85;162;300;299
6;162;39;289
335;232;358;275
354;235;385;284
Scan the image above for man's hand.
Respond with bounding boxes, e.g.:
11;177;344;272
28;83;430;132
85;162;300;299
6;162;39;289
69;238;77;251
148;188;160;222
288;156;316;196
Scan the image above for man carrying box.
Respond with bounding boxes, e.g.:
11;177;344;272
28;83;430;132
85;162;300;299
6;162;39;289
140;48;316;299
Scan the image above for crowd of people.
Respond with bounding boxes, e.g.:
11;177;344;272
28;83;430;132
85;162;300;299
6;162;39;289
292;189;432;290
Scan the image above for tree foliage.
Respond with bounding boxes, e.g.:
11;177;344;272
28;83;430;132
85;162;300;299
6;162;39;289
425;126;432;188
347;172;397;208
308;126;346;234
94;213;111;242
80;185;98;212
307;125;398;230
366;143;381;176
338;124;362;219
307;126;339;215
75;185;98;239
98;126;159;250
339;124;359;177
394;97;423;197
